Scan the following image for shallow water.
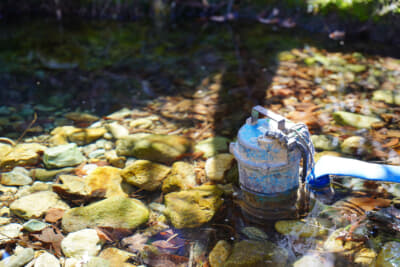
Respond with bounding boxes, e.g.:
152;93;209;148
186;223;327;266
1;18;400;266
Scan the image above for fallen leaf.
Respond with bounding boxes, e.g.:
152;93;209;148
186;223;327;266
45;208;65;223
122;233;149;252
31;226;64;256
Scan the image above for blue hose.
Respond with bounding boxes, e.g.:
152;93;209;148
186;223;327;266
307;155;400;188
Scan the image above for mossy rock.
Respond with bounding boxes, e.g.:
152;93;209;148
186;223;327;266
161;161;196;193
333;111;381;129
164;185;223;228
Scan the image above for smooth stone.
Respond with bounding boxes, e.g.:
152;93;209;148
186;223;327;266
161;161;196;193
99;248;136;267
293;253;334;267
375;241;400;266
0;143;46;169
0;217;11;226
121;160;170;191
340;136;368;155
0;223;22;244
116;133;191;164
30;167;74;181
0;185;17;202
61;229;102;258
275;218;329;238
1;167;32;186
15;182;53;198
208;240;231;267
0;143;12;160
0;247;34;267
323;227;363;254
10;191;70;219
372;90;400;105
224;240;288;267
53;175;90;196
64;112;100;123
86;166;127;197
333;111;381;129
23;219;48;232
105;108;132;120
34;252;60;267
62;196;149;233
194;136;230;158
354;248;377;266
64;256;110;267
68;128;107;146
43;143;85;169
205;153;235;182
311;135;339;151
105;150;126;168
128;118;154;129
106;122;129;139
241;226;268;241
164;185;223;228
88;149;106;159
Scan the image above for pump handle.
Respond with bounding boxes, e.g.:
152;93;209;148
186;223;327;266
251;106;285;130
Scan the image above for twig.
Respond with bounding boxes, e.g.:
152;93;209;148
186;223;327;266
16;112;38;145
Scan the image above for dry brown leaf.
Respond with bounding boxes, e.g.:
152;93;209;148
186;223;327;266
31;226;64;256
45;208;65;223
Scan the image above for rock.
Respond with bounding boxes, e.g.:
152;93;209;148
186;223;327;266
161;161;196;193
241;226;268;241
1;167;32;186
323;227;363;254
68;128;107;146
194;136;230;158
53;175;90;196
0;143;12;160
275;218;329;238
224;240;288;267
0;217;11;226
43;143;85;169
293;253;334;267
208;240;231;267
372;90;400;105
0;185;17;202
333;111;381;129
121;160;170;191
105;108;132;120
128;118;154;129
64;256;110;267
64;112;100;123
23;219;48;232
0;223;22;244
311;135;339;151
62;196;149;232
346;64;366;73
61;229;102;258
30;167;74;181
10;191;69;219
106;122;129;139
205;153;235;182
164;185;223;228
15;182;53;198
340;136;368;155
375;241;400;266
88;149;106;159
116;134;191;164
99;248;136;267
86;166;127;197
354;248;377;266
0;143;46;170
34;252;60;267
105;150;126;168
0;247;34;267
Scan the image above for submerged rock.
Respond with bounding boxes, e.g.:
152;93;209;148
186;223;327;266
116;133;191;164
22;219;48;232
0;247;34;267
323;227;363;254
61;228;102;258
10;191;69;219
164;184;223;228
372;90;400;105
205;153;235;183
224;240;288;267
1;167;32;186
106;122;129;139
121;160;170;191
333;111;380;129
62;196;149;232
86;166;128;197
34;252;60;267
375;241;400;266
194;136;230;158
43;143;85;169
340;136;368;155
50;126;107;146
275;218;329;238
161;161;196;193
0;143;46;170
293;253;334;267
0;223;22;244
30;167;74;182
241;226;268;241
208;240;231;267
99;247;136;267
311;135;339;151
52;175;89;196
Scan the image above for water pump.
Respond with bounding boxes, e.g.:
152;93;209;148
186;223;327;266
230;106;315;221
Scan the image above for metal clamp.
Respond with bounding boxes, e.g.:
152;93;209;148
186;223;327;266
251;105;286;131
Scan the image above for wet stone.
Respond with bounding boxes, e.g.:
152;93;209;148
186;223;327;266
61;228;102;258
164;185;223;228
340;136;368;155
106;122;129;139
43;143;85;169
116;133;191;164
0;143;46;170
162;161;196;193
372;90;400;105
293;253;334;267
30;167;74;182
121;160;170;191
194;136;230;158
311;135;339;151
208;240;232;267
99;247;136;267
205;153;235;183
333;111;381;129
241;226;268;241
105;150;126;168
1;167;32;186
86;166;128;197
375;241;400;266
0;247;34;267
323;227;363;254
0;223;22;244
224;240;288;267
53;175;89;196
10;191;70;219
62;196;149;233
23;219;48;232
15;182;53;198
275;218;329;238
34;252;60;267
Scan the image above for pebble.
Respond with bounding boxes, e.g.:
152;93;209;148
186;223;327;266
61;229;102;258
106;122;129;139
34;252;60;267
43;143;85;169
23;219;48;232
0;247;34;267
86;166;128;197
99;248;136;267
205;153;235;182
0;223;22;244
208;240;231;267
1;167;32;186
30;167;74;182
0;143;46;170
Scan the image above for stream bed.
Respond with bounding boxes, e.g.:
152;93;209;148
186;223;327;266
0;19;400;266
